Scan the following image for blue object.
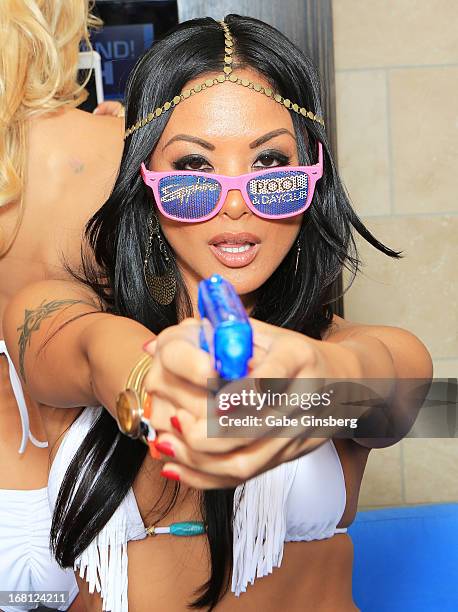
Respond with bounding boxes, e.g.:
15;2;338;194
198;274;253;380
349;503;458;611
169;521;206;536
158;175;221;219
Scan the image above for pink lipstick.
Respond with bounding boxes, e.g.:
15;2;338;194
208;232;260;268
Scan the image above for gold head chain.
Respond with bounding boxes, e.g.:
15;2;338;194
124;20;324;139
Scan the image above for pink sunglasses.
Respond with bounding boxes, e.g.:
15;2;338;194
140;141;323;222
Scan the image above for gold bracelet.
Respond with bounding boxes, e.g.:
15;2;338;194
127;353;152;410
116;353;154;440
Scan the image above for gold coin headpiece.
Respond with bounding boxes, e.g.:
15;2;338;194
124;20;324;139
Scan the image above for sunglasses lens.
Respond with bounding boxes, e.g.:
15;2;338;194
247;170;310;216
158;175;222;220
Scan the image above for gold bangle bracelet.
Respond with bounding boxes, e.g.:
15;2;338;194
128;354;152;408
116;353;154;439
126;353;152;388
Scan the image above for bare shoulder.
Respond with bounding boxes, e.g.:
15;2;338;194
321;313;355;341
324;313;409;343
323;314;433;378
31;107;124;141
25;108;123;219
29;107;124;171
4;279;101;328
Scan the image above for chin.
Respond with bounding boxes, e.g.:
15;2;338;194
206;265;270;296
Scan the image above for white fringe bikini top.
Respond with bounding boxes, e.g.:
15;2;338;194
48;406;347;612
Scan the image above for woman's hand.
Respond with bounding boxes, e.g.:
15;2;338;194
141;318;215;433
143;318;276;436
144;318;362;489
93;101;125;117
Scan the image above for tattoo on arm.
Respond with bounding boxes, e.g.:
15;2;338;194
17;299;86;382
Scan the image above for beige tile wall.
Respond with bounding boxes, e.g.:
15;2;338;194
333;1;458;508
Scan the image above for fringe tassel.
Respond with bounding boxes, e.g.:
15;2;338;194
231;460;299;596
75;510;129;612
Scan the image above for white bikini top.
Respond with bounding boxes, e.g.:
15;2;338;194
0;341;78;611
48;406;347;611
0;340;48;453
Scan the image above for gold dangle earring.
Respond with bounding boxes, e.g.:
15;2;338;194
143;214;177;305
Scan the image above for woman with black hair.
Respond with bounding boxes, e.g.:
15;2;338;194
3;14;431;612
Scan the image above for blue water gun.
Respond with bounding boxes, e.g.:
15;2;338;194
198;274;253;380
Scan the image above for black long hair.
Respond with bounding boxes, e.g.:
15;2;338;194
51;14;402;610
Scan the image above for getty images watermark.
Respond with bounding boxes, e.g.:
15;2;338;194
217;387;358;430
205;377;458;438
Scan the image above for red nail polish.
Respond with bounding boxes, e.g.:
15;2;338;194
154;441;175;457
170;416;183;434
142;337;156;351
161;469;180;481
148;440;161;460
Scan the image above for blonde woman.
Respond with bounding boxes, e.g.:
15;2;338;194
0;1;123;609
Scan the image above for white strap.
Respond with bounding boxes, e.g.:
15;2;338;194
231;459;299;596
0;340;48;453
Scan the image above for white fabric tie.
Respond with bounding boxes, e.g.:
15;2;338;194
0;340;48;453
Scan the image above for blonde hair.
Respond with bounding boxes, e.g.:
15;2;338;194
0;0;102;256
